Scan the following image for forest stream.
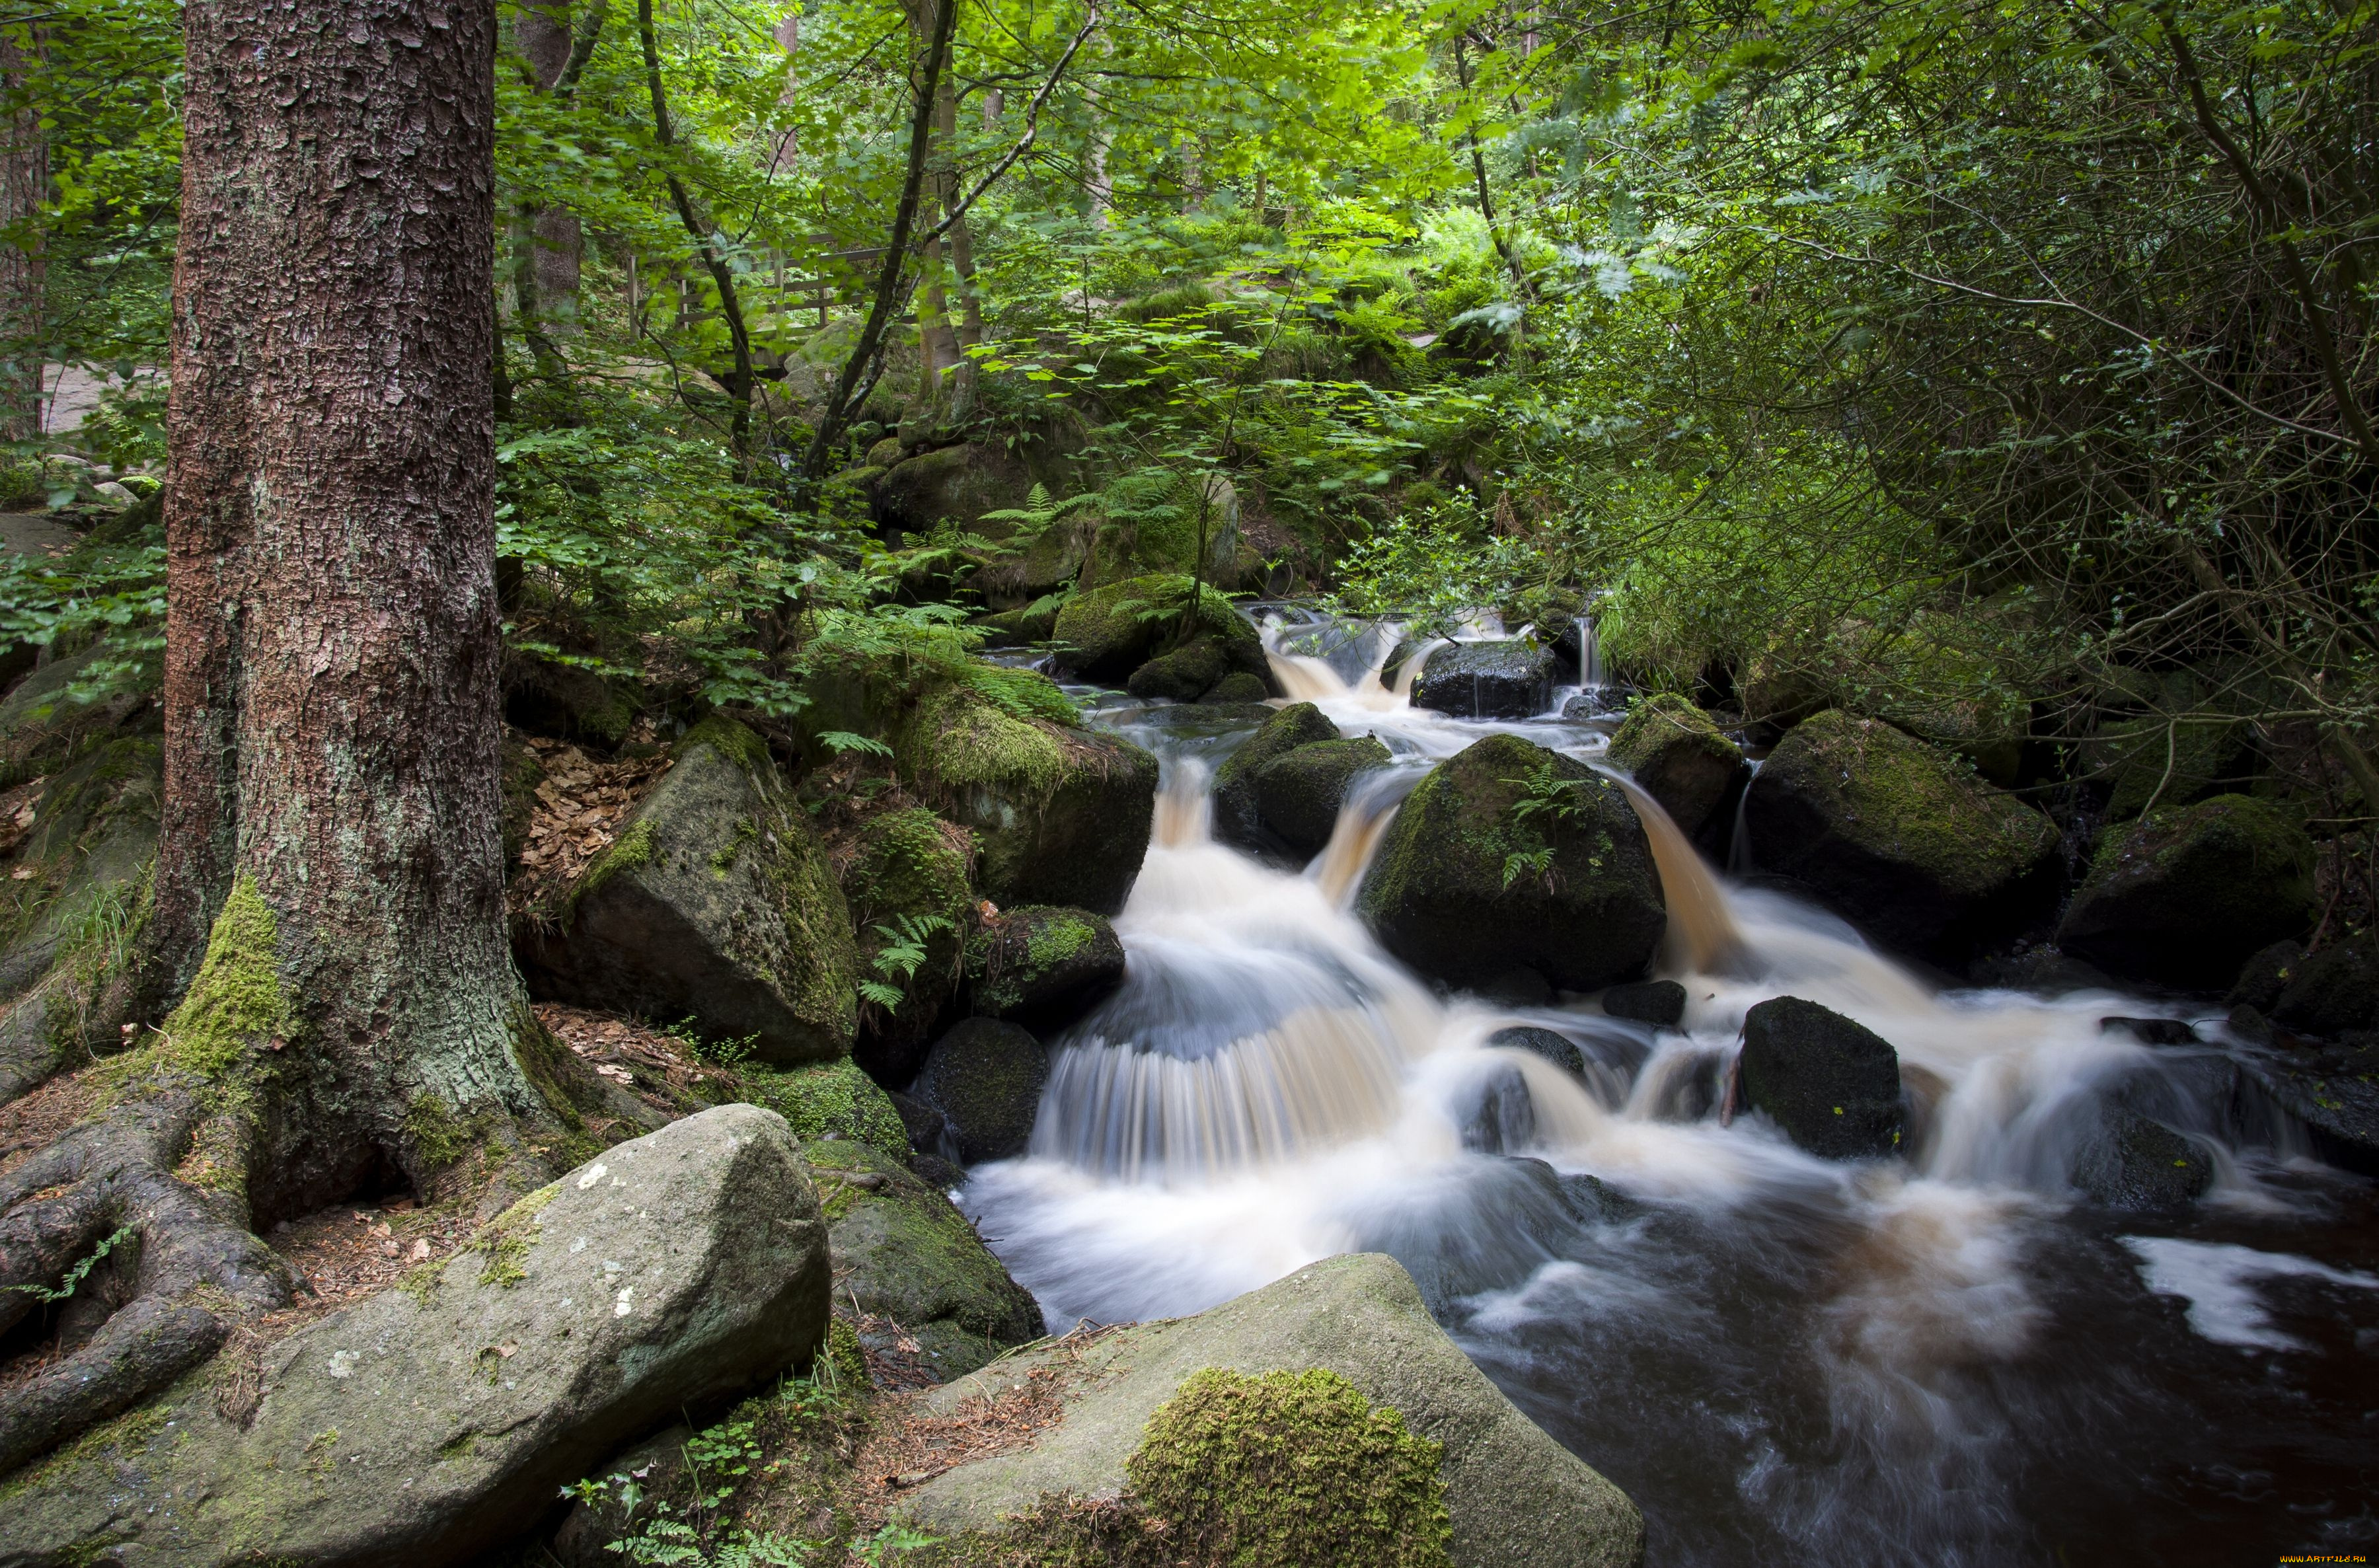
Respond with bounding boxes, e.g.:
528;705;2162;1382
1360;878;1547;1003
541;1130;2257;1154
963;611;2379;1568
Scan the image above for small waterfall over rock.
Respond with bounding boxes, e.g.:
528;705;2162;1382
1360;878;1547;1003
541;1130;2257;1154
975;606;2379;1568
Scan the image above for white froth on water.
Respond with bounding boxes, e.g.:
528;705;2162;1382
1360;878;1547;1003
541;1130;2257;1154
2120;1236;2379;1351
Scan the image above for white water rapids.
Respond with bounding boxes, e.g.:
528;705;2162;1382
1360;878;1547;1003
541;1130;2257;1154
963;612;2379;1566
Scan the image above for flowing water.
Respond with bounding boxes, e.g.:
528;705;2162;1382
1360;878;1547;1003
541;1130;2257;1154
967;613;2379;1566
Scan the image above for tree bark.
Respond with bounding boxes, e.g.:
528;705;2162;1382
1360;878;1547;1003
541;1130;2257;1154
0;26;46;444
511;0;583;363
157;0;539;1176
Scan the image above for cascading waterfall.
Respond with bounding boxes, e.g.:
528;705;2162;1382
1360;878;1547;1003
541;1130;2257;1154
974;611;2379;1568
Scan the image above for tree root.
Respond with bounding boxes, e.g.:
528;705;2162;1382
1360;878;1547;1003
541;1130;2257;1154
0;1075;290;1477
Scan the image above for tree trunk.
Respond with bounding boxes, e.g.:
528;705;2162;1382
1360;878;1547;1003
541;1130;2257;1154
0;26;46;445
0;0;591;1480
514;0;584;332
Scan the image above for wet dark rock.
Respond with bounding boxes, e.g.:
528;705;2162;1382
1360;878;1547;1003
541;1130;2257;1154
1202;671;1270;704
967;905;1126;1029
887;1088;947;1152
1604;979;1687;1029
1560;1170;1643;1224
1738;996;1906;1160
2240;1039;2379;1177
517;716;858;1064
1605;694;1749;842
806;1137;1043;1379
1213;701;1340;851
1252;735;1392;856
2099;1016;2201;1047
1412;638;1561;720
1968;944;2113;995
1742;710;2058;963
916;1016;1049;1163
2057;795;2318;989
1489;1026;1587;1080
1476;966;1556;1007
2069;1107;2213;1210
1359;735;1665;993
1127;634;1233;702
2227;939;2305;1012
1457;1063;1538;1155
910;1152;968;1189
2271;934;2379;1039
502;649;637;747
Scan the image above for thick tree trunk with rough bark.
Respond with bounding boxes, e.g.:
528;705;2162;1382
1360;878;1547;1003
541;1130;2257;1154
0;0;591;1481
0;28;46;444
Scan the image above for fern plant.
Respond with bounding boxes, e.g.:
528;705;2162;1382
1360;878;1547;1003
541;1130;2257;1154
977;482;1098;556
857;913;957;1012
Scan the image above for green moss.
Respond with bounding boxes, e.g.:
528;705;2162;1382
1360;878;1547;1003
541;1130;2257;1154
163;876;286;1076
936;1368;1451;1568
404;1094;478;1171
905;685;1072;799
1767;710;2051;894
0;1400;172;1501
472;1183;559;1289
1606;692;1728;772
683;713;776;776
739;1057;910;1161
711;817;762;876
568;816;656;913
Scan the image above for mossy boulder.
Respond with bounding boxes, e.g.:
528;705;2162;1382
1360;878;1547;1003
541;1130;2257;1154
1125;634;1230;702
1741;710;2057;961
973;598;1063;648
0;643;161;787
2069;1107;2212;1210
1212;701;1340;852
915;1016;1047;1162
967;905;1125;1028
517;716;858;1064
1252;736;1392;858
1357;735;1666;994
1051;574;1266;692
1738;996;1905;1160
0;738;161;1103
1411;638;1560;720
2055;794;2317;989
1203;670;1269;704
804;1137;1045;1380
1606;694;1748;842
897;684;1158;916
0;1106;829;1564
737;1055;911;1162
500;648;637;747
872;441;1034;535
2272;934;2379;1039
896;1252;1644;1568
840;806;975;1083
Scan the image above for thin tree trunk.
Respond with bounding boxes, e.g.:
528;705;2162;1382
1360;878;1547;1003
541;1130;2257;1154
0;26;46;444
514;0;584;334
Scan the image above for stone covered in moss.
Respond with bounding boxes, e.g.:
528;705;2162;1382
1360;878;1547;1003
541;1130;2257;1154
0;642;160;787
841;806;975;1083
916;1016;1047;1162
804;1137;1044;1380
738;1055;912;1162
2055;794;2316;989
974;599;1063;648
897;1253;1643;1568
1606;693;1747;842
872;441;1034;535
1739;996;1903;1160
1203;670;1269;704
2068;1107;2212;1210
1357;735;1665;994
1051;574;1266;694
1212;700;1339;852
1741;710;2057;961
967;905;1125;1027
1253;735;1392;857
0;738;161;1101
0;1106;829;1565
2271;934;2379;1039
1124;634;1230;702
517;716;858;1064
1411;638;1560;720
898;684;1157;915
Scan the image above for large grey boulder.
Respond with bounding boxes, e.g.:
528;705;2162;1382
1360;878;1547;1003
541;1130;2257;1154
895;1252;1644;1568
804;1138;1043;1380
1412;638;1561;719
1742;710;2057;962
0;1104;831;1567
1358;735;1665;994
517;716;858;1064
